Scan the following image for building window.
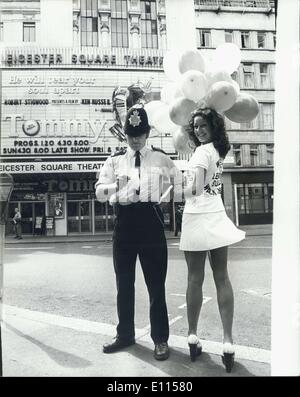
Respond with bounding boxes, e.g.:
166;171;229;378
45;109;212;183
250;144;259;166
257;32;266;48
273;33;276;48
266;144;274;166
243;63;254;88
197;29;211;48
141;0;158;49
225;30;233;43
0;22;3;41
80;0;98;46
247;184;266;214
233;144;242;166
241;31;250;48
111;0;128;48
23;22;36;42
260;103;274;129
241;119;255;129
259;63;269;88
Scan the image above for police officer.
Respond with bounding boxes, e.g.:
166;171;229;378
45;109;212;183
95;105;182;361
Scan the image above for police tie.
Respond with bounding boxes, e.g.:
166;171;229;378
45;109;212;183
135;150;141;195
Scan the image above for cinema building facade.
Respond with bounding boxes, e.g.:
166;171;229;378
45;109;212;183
0;0;276;237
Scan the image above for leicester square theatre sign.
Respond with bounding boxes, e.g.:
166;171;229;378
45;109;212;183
5;51;164;68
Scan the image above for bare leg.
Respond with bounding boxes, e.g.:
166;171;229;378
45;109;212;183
209;246;234;344
184;251;206;336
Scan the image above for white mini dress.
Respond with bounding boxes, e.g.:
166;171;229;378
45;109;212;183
179;143;245;251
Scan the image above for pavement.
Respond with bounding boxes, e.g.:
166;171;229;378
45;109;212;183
1;224;272;378
2;304;270;378
4;224;272;245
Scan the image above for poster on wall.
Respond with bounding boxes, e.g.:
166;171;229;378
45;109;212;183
49;193;64;218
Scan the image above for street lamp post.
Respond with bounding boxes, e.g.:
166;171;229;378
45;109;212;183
0;173;14;377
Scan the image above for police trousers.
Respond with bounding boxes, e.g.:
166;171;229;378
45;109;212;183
112;202;169;344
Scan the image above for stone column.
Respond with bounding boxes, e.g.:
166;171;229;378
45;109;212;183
99;12;110;48
73;12;80;47
130;15;140;49
158;15;167;50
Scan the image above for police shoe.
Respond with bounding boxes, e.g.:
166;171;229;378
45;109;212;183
103;337;135;354
154;342;169;361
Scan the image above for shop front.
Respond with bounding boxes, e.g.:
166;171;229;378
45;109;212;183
232;170;273;225
6;173;174;236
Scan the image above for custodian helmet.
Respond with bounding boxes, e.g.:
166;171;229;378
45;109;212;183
124;105;151;137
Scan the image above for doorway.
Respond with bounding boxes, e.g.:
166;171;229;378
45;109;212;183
67;200;92;234
8;201;46;235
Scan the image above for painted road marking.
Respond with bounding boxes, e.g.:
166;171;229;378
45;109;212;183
241;289;272;299
174;293;212;310
5;246;55;250
203;296;212;304
169;316;183;325
178;297;212;309
3;304;270;364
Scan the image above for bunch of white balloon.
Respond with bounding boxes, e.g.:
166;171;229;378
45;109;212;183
144;43;259;153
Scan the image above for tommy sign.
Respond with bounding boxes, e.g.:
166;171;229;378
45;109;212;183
1;68;175;163
0;69;141;158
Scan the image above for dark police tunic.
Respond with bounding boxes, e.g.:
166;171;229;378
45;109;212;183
95;145;181;343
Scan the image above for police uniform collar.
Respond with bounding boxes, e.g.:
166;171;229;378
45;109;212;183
127;146;148;158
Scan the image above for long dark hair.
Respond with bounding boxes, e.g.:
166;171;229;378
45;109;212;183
188;107;231;159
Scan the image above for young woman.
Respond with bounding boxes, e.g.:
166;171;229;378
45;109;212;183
179;107;245;372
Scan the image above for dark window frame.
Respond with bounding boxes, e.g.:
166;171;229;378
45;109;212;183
23;22;36;42
197;29;211;48
80;0;98;47
141;0;158;49
111;0;129;48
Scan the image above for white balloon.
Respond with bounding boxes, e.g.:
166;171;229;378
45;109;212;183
152;104;178;134
144;101;164;125
230;80;240;95
169;97;198;126
206;70;232;88
178;49;205;74
160;82;183;104
173;127;195;154
163;50;182;81
206;81;238;112
180;70;208;102
211;43;242;75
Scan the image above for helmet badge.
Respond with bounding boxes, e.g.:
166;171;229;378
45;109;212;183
129;110;141;127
